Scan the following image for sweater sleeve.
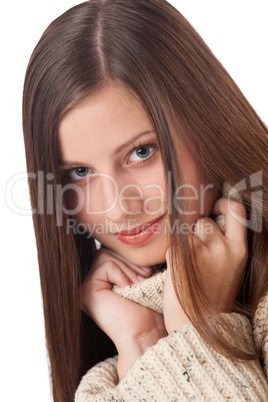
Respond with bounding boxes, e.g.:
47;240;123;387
75;356;119;399
253;292;268;380
75;313;268;401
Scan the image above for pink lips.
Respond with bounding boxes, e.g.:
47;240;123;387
113;214;166;245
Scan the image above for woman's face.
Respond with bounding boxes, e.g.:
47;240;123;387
57;82;214;266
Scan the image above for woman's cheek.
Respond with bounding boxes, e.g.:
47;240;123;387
142;185;166;215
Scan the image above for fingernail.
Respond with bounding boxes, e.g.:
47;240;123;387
137;275;146;282
141;266;152;272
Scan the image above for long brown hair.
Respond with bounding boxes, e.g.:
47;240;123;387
23;0;268;400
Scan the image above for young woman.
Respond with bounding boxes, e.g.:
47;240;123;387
23;0;268;400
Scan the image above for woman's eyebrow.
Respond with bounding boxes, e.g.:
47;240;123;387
58;161;84;167
58;130;156;167
112;130;155;155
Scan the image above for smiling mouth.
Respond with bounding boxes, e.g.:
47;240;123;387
113;214;166;245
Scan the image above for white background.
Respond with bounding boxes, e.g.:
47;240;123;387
1;1;267;401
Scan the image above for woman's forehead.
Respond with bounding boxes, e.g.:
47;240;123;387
57;83;156;164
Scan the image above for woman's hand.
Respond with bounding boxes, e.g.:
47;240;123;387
163;198;248;333
80;247;167;379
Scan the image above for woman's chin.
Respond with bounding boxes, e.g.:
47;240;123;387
121;249;167;268
95;234;169;268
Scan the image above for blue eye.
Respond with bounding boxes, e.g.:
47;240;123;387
74;167;89;177
67;167;92;181
128;145;155;163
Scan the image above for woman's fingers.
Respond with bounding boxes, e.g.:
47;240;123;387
193;217;221;242
212;198;247;242
81;247;152;314
188;198;248;313
91;256;147;288
193;198;247;244
108;258;147;285
88;260;133;290
81;259;138;314
98;247;153;278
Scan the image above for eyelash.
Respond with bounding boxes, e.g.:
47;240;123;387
127;140;157;165
62;166;93;182
62;140;158;182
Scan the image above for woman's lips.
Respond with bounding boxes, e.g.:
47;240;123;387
113;214;166;245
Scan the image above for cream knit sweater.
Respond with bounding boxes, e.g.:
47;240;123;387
75;272;268;401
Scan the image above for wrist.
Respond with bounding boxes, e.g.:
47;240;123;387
117;325;167;356
117;327;167;380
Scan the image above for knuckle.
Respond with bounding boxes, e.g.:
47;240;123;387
228;200;246;217
93;250;115;266
195;217;214;236
102;260;118;271
115;268;129;284
117;269;126;280
98;251;110;261
213;240;226;257
236;243;248;261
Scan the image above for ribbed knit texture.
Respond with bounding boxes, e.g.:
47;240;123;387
75;272;268;401
113;270;166;313
253;292;268;379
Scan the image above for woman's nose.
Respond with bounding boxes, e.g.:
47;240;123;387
101;176;144;222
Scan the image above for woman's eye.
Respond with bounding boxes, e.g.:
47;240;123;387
128;145;155;163
66;167;92;181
